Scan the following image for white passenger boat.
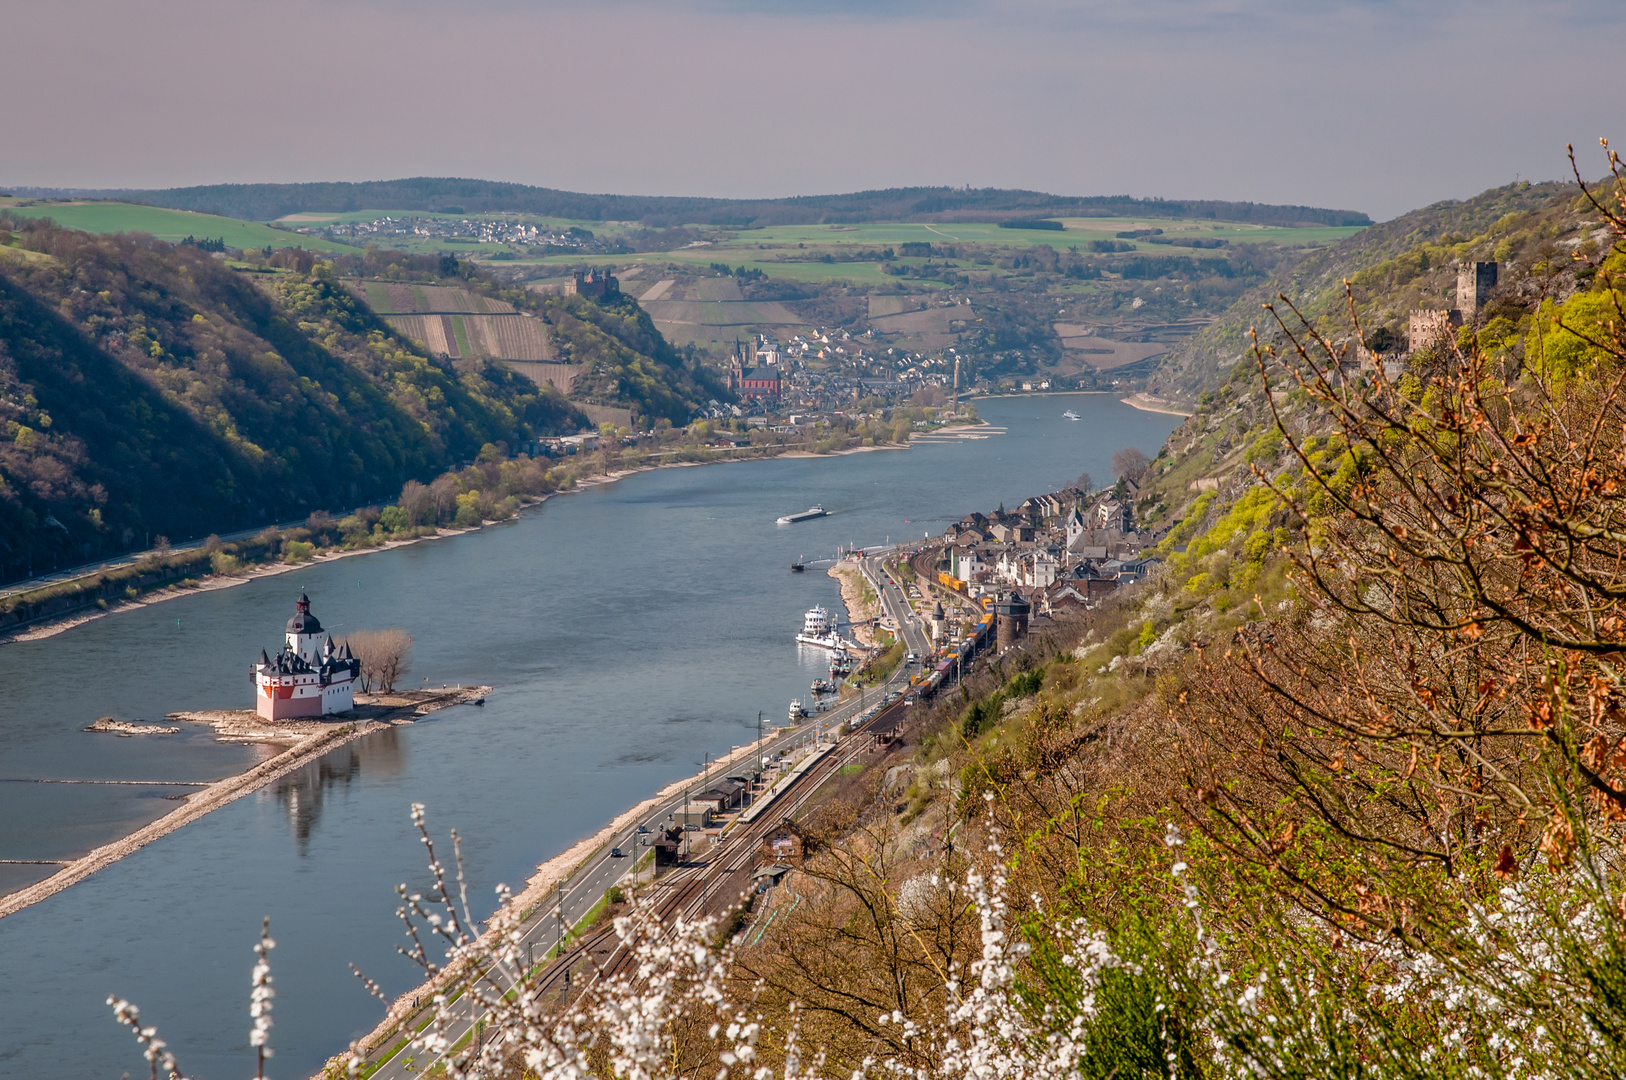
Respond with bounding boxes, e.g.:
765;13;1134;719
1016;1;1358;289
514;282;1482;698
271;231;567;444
789;699;809;721
1062;410;1081;420
795;605;845;649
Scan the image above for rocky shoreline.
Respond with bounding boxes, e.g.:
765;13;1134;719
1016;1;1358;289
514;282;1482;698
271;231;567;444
0;686;491;922
828;556;881;647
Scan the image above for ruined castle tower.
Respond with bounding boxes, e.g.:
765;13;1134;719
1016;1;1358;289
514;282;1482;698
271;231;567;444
1456;262;1498;322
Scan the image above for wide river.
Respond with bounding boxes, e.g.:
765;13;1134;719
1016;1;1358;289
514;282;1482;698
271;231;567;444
0;393;1178;1078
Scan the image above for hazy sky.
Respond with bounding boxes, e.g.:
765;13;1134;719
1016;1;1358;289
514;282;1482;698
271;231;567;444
5;0;1622;219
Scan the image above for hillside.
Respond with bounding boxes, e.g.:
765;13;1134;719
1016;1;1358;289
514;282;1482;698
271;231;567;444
1146;179;1577;403
0;217;588;584
310;248;728;427
14;179;1371;230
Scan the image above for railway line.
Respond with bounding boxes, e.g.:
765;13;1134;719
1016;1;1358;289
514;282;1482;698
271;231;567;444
361;695;910;1077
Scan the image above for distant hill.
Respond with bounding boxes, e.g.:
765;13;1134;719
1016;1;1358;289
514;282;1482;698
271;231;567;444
10;179;1372;230
0;218;591;584
1145;180;1575;402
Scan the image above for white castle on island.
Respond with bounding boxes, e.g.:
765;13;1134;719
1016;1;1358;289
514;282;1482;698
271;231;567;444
252;593;360;721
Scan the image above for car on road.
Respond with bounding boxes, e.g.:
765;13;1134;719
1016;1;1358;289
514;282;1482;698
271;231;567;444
610;847;624;858
636;824;649;834
906;652;918;664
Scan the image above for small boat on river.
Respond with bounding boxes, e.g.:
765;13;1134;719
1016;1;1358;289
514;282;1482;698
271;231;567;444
1062;410;1081;420
789;699;809;721
777;506;828;525
811;679;836;696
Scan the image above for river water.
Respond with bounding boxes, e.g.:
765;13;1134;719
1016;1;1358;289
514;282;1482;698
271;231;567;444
0;393;1177;1078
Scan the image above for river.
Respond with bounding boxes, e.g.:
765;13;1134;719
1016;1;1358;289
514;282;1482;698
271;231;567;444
0;393;1178;1077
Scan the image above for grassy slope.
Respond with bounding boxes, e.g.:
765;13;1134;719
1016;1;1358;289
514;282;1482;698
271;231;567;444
0;198;363;254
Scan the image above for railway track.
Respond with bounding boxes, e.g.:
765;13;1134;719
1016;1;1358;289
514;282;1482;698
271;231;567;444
371;700;911;1074
541;698;906;990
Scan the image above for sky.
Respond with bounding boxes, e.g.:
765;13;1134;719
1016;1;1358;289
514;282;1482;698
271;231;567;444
4;0;1623;220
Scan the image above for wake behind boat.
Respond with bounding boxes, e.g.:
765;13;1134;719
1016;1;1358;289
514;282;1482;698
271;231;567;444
776;505;828;525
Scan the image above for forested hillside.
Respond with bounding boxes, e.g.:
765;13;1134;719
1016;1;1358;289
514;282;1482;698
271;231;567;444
1148;179;1576;403
18;178;1370;230
0;218;589;584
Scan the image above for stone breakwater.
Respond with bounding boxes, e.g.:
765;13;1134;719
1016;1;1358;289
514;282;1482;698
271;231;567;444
0;686;490;922
85;717;181;735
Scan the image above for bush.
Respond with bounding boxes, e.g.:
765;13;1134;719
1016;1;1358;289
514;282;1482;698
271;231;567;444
282;540;316;563
377;505;409;534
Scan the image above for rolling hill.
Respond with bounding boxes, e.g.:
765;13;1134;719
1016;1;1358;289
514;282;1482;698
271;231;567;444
12;179;1372;230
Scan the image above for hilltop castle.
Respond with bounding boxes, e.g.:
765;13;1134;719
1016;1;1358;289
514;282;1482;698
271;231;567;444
564;268;619;298
1407;261;1499;352
252;594;360;721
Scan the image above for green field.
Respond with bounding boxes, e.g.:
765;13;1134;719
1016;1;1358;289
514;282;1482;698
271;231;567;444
638;217;1365;253
0;198;363;253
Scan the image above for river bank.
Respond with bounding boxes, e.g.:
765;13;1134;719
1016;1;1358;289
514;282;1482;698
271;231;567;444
0;686;490;922
0;432;947;649
828;557;882;647
336;729;787;1070
1119;392;1194;416
0;524;485;647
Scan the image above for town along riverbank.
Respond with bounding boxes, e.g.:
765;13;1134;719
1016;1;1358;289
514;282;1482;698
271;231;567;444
0;687;489;921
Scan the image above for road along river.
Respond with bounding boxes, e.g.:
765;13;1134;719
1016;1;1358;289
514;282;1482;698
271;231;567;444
0;393;1177;1078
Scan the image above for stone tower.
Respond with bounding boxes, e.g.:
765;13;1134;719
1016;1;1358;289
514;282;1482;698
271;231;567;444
1456;262;1498;321
994;593;1030;652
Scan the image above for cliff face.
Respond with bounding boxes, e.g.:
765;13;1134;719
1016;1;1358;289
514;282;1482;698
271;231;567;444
0;220;587;583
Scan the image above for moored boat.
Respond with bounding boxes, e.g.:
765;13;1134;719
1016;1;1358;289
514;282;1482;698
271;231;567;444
789;699;809;721
795;605;845;649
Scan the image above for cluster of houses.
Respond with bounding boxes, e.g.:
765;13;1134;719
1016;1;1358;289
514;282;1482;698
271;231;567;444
304;215;614;250
937;483;1159;615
